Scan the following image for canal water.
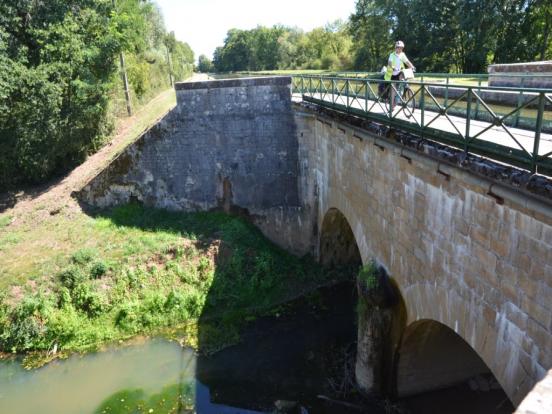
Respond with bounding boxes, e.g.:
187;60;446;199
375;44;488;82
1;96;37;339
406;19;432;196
0;283;514;414
0;283;361;414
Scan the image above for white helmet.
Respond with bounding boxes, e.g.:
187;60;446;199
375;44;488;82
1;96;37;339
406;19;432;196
395;40;405;48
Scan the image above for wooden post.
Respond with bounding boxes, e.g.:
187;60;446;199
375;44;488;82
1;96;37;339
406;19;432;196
112;0;132;116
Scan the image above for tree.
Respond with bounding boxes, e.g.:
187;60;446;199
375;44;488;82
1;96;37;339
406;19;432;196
198;55;213;73
0;0;195;189
349;0;392;71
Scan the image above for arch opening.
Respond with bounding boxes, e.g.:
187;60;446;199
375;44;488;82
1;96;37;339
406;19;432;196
319;208;362;268
396;319;514;413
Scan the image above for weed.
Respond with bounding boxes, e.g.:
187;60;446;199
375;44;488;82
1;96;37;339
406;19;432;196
71;248;97;266
59;266;87;291
89;260;108;279
0;215;12;229
358;261;379;290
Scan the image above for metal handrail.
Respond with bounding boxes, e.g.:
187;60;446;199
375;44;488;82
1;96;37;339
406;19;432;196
292;75;552;176
296;75;552;94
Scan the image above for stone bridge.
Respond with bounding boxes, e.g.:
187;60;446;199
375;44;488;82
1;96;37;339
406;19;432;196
80;76;552;411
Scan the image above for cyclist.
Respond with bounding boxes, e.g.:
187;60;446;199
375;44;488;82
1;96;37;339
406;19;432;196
384;40;415;110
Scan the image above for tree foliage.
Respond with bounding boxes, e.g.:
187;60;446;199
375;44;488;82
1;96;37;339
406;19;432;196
198;54;213;73
349;0;552;73
213;22;353;72
211;0;551;74
0;0;194;189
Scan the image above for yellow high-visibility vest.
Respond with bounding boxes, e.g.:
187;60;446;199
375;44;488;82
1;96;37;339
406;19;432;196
384;52;409;81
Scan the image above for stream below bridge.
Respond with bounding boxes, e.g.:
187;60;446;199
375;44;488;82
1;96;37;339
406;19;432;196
0;283;513;414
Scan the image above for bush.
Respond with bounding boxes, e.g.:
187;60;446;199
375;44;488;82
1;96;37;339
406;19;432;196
115;302;141;333
358;262;378;290
71;285;104;318
90;260;108;279
59;266;87;291
71;249;97;266
1;297;50;352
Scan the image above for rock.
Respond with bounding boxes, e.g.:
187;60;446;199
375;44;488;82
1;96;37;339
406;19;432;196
475;374;490;392
274;400;306;414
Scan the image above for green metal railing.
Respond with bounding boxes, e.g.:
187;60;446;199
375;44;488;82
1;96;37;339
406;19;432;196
292;75;552;176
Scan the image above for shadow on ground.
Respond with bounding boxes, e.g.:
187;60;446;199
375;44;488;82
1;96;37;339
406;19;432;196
84;204;363;414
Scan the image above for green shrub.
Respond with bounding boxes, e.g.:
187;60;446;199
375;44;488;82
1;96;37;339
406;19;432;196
358;262;379;290
71;285;104;318
57;287;73;309
71;249;97;266
59;266;87;290
90;260;108;279
115;302;141;333
2;297;50;352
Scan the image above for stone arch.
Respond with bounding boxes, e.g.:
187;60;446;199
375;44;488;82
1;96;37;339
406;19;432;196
397;283;529;404
319;207;362;268
395;318;512;406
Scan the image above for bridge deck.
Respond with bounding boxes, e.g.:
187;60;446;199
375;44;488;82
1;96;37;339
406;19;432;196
293;92;552;159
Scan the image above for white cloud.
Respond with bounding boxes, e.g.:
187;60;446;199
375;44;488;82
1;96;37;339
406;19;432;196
155;0;357;61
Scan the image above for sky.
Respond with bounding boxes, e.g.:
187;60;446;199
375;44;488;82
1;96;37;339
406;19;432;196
154;0;358;61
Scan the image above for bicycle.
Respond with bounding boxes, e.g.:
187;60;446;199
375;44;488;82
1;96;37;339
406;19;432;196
383;69;416;118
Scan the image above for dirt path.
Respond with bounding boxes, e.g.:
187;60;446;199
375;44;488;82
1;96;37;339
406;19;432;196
0;74;212;226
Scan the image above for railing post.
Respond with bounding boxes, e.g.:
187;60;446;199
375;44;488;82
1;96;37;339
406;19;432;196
420;83;425;130
532;92;545;174
301;76;304;95
346;79;350;109
309;77;312;97
465;88;472;154
332;78;336;104
474;78;481;120
388;81;393;118
364;79;368;112
514;76;525;128
444;76;449;107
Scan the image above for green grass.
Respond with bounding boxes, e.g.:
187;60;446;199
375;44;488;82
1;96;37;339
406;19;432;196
0;215;11;229
0;205;343;365
109;88;177;161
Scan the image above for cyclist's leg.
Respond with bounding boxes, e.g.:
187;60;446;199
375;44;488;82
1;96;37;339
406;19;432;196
390;73;401;111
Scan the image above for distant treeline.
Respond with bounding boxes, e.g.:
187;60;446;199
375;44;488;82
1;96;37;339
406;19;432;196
200;0;551;74
0;0;194;189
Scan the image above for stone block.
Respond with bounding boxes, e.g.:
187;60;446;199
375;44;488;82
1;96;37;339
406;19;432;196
473;247;498;274
522;297;552;331
515;213;544;240
497;260;518;287
512;251;532;273
490;237;511;259
542;225;552;245
470;225;491;249
483;304;498;328
518;273;540;302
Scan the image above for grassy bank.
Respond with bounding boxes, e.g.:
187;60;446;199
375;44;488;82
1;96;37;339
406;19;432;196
0;204;344;366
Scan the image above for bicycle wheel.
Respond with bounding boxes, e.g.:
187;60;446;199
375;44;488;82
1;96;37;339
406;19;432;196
403;87;415;118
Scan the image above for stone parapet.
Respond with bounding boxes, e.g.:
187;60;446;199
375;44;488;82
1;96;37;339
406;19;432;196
488;61;552;88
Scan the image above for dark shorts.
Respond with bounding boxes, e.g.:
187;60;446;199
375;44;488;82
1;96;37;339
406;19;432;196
391;73;401;81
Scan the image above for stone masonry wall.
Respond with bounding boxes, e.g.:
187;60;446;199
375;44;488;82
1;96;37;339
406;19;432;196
80;77;315;255
293;104;552;407
488;61;552;88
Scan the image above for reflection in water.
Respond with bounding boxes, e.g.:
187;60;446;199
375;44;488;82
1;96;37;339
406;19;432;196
0;339;194;414
0;338;268;414
0;283;358;414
